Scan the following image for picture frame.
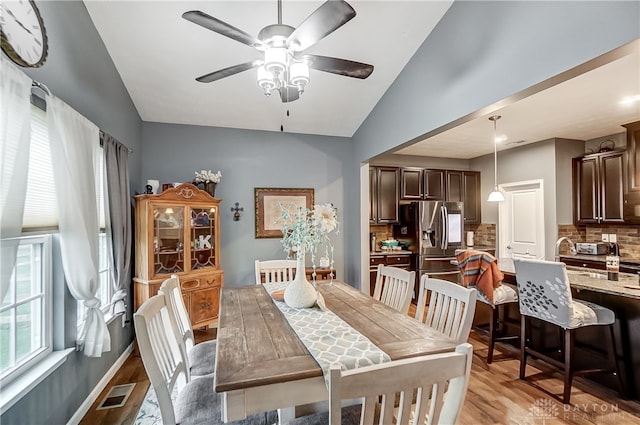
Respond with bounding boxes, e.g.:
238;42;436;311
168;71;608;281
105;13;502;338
254;187;314;238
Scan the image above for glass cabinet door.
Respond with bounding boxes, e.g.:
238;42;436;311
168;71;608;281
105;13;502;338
190;206;216;270
153;205;185;274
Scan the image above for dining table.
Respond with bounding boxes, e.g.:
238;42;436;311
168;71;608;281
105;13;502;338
214;280;459;423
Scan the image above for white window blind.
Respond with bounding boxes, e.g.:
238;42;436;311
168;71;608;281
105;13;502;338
22;104;57;229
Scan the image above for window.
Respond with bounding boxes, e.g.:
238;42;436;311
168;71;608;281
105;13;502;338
0;101;112;386
0;235;52;385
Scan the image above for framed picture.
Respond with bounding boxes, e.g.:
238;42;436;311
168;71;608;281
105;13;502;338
255;187;314;238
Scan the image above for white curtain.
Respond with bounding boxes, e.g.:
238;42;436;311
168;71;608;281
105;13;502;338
0;56;32;302
47;95;110;357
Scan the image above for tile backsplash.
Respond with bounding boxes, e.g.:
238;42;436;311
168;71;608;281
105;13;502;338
557;224;640;261
464;223;496;248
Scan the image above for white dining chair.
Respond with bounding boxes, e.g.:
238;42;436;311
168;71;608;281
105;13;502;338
513;258;624;404
159;275;216;377
255;259;297;284
288;343;473;425
372;264;415;315
415;276;477;344
134;294;278;425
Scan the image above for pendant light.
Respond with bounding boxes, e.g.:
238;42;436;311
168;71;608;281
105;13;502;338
487;115;505;202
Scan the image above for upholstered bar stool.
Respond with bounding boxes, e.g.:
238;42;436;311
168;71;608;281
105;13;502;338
455;250;519;363
513;258;624;404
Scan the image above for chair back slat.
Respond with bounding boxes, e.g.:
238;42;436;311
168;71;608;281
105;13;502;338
416;276;477;344
255;259;297;284
328;343;473;425
134;294;189;425
373;264;415;315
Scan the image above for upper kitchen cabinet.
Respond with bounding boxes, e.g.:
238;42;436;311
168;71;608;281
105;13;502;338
370;166;400;224
623;121;640;223
573;151;625;224
400;168;480;224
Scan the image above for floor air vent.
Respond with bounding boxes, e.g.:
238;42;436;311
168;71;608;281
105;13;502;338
96;383;136;410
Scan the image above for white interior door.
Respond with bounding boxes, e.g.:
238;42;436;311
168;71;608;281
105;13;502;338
498;180;545;259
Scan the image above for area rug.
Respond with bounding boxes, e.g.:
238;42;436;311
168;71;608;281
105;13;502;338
134;385;179;425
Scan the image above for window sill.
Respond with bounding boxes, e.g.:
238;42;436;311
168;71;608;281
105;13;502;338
0;348;74;414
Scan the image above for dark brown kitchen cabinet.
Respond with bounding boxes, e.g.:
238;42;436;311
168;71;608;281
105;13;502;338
370;166;399;224
623;121;640;223
400;168;480;224
369;254;411;296
424;169;446;200
462;171;481;224
573;151;625;224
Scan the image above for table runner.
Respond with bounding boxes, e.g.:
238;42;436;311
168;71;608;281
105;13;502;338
263;282;390;384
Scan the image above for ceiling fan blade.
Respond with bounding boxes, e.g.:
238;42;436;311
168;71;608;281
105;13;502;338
279;86;300;103
183;11;262;49
287;1;356;52
196;61;260;83
306;55;374;79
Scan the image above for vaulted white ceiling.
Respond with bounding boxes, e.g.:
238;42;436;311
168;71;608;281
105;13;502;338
84;1;639;159
84;0;453;137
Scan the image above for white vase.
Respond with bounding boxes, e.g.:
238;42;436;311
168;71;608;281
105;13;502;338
284;247;317;308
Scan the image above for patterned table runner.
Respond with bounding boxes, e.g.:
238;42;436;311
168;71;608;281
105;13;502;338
263;282;390;384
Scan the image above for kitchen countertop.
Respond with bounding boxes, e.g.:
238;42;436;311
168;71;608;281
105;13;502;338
370;250;412;256
499;258;640;300
559;254;640;267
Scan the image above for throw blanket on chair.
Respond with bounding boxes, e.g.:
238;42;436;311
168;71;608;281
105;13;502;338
455;250;504;303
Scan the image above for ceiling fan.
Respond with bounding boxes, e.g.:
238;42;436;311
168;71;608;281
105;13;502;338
182;0;374;103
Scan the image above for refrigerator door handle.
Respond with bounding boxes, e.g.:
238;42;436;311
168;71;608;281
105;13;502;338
441;206;448;250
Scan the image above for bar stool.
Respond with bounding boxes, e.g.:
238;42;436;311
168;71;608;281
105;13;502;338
456;250;519;363
513;258;624;404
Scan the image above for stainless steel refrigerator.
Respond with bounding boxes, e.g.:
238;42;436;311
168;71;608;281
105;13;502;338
394;201;464;289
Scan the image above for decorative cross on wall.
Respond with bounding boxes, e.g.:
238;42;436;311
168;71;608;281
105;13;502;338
231;202;244;221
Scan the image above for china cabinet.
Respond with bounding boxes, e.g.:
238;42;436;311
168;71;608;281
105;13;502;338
134;183;223;328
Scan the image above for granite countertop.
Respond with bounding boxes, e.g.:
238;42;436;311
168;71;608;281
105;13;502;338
559;254;640;266
498;258;640;300
370;250;413;256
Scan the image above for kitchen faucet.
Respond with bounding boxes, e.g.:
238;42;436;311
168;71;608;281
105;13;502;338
555;236;577;262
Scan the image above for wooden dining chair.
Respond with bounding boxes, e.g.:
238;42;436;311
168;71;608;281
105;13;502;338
159;275;216;377
134;294;277;425
254;259;297;284
372;264;415;315
288;343;474;425
513;258;624;404
415;275;477;344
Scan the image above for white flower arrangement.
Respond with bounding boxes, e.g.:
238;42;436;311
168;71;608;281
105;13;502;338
278;202;339;280
194;169;222;184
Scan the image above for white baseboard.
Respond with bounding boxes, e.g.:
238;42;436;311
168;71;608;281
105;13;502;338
66;343;134;425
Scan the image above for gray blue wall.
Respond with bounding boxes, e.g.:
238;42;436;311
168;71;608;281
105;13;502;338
2;1;141;424
140;122;352;286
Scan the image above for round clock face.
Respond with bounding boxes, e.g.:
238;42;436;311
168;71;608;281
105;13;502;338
0;0;48;68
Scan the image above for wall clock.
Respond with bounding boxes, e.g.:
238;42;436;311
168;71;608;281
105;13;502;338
0;0;48;68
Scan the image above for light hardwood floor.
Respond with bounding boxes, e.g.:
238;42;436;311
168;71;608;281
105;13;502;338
80;328;640;425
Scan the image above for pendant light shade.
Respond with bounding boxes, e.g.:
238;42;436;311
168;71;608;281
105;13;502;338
487;115;505;202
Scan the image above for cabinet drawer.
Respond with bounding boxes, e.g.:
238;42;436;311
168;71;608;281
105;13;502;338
386;255;411;266
370;256;385;268
561;257;606;270
181;277;201;290
190;287;220;326
203;273;222;287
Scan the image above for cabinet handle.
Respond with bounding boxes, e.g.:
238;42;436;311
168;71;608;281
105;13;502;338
200;302;212;310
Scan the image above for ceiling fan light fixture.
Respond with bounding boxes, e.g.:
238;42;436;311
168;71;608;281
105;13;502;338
289;59;310;92
264;46;288;76
257;65;277;95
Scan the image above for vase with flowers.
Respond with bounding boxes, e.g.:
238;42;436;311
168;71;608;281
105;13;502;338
278;202;339;308
193;169;222;197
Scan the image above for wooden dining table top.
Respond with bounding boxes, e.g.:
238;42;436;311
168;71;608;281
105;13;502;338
215;280;459;393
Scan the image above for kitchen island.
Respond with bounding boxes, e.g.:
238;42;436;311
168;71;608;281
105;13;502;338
497;257;640;400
